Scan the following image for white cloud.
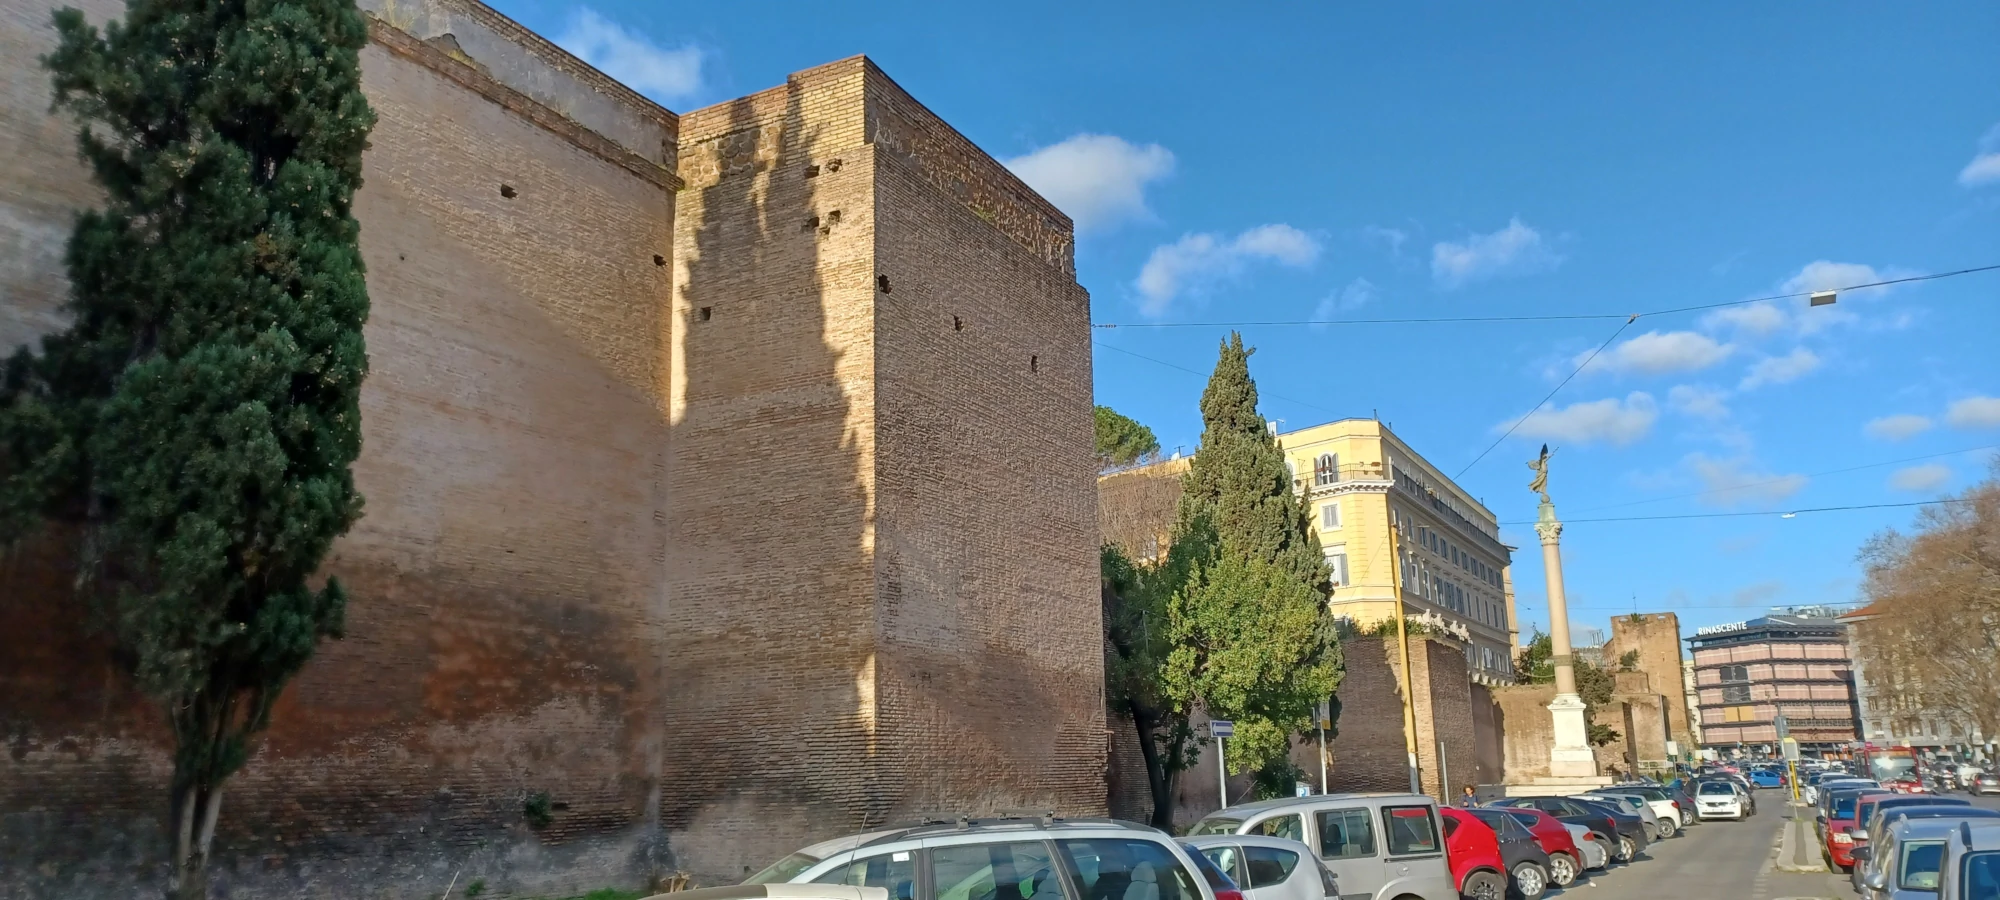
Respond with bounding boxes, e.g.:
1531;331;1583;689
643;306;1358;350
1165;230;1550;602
1687;453;1808;507
1004;134;1173;233
1946;396;2000;429
1310;277;1377;327
1738;347;1822;390
1863;414;1933;441
1959;124;2000;188
1889;464;1952;493
1363;225;1409;256
1135;225;1319;314
1702;260;1914;338
1668;384;1731;420
1581;330;1735;377
1497;392;1658;447
556;8;703;103
1430;217;1563;288
1702;301;1789;336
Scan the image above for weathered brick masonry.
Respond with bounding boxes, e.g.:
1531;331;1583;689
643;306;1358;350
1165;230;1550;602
0;0;1100;896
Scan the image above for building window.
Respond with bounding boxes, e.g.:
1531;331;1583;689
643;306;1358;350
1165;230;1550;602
1722;684;1752;704
1321;501;1342;530
1324;547;1349;587
1314;453;1339;486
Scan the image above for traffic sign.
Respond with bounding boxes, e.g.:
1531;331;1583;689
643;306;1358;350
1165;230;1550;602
1211;720;1235;738
1782;737;1801;762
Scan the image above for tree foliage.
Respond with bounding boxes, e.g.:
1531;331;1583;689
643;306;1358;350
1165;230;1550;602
1517;629;1621;746
1160;333;1342;781
1095;405;1161;471
1852;467;2000;744
2;0;375;894
1102;545;1198;828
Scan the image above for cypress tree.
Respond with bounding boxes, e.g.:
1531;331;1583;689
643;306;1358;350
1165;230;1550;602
1;0;375;894
1162;333;1342;786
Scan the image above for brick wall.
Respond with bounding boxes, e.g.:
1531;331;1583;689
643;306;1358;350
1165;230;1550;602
1602;612;1693;747
2;3;680;896
1321;636;1481;801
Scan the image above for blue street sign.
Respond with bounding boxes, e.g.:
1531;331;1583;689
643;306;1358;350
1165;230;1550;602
1211;720;1234;738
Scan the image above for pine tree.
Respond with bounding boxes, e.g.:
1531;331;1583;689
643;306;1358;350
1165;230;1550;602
1161;333;1342;783
1;0;375;895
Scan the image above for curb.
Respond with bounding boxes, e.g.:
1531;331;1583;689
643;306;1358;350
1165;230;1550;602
1774;814;1829;874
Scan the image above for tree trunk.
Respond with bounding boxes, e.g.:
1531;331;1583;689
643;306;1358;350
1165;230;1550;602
167;783;223;900
1130;701;1177;830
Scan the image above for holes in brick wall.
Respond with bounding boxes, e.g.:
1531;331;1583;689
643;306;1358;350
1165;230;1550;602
877;275;891;293
499;184;517;199
804;164;821;178
699;307;713;322
653;254;666;267
953;316;964;332
802;215;820;233
826;210;841;225
1030;354;1039;373
826;158;843;172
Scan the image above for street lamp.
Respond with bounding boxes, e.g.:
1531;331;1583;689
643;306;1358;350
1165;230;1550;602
1809;290;1837;307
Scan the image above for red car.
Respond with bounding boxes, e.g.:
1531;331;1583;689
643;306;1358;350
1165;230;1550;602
1480;806;1584;887
1824;790;1889;871
1438;807;1509;899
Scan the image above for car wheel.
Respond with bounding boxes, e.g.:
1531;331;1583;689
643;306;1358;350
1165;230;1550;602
1463;870;1507;900
1657;817;1678;839
1547;852;1578;887
1510;862;1548;899
1617;835;1637;862
1594;838;1616;868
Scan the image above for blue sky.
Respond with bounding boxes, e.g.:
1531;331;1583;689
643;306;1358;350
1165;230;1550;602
497;0;2000;639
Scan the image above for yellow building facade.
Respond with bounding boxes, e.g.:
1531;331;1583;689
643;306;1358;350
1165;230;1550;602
1276;419;1520;684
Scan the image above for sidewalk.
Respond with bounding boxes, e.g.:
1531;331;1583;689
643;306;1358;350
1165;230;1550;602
1774;802;1827;874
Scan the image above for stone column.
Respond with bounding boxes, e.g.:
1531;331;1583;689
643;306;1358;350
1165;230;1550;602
1539;501;1598;778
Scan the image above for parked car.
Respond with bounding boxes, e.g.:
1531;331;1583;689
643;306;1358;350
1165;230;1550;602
1589;789;1679;838
744;815;1218;900
1855;818;1959;900
1487;796;1647;863
1822;789;1883;871
1184;835;1335;900
1973;771;2000;797
1562;823;1610;871
1188;794;1457;900
1937;820;2000;900
1812;778;1880;807
1613;783;1692;828
1853;795;1973;874
665;886;893;900
1852;804;1999;895
1747;769;1786;789
1434;808;1511;900
1182;844;1251;900
1477;807;1584;887
1695;780;1749;821
1460;808;1557;896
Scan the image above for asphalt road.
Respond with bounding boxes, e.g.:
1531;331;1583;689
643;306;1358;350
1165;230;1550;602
1560;788;2000;900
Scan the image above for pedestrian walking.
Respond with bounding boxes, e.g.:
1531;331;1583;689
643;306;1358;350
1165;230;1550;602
1457;784;1478;807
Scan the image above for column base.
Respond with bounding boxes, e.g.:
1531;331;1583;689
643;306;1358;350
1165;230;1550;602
1548;693;1600;778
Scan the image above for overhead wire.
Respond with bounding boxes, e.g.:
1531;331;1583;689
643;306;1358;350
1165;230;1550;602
1498;498;1970;526
1453;315;1635;479
1088;262;2000;330
1567;443;2000;514
1092;340;1344;417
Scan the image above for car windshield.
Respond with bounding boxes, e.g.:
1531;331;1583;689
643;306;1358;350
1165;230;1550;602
746;851;824;884
1699;783;1735;795
1186;817;1244;836
1964;851;2000;896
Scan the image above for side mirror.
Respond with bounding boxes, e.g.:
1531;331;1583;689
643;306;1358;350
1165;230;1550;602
1863;869;1888;891
1851;846;1872;862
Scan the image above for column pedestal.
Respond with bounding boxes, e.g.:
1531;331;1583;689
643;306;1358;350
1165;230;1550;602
1548;693;1599;777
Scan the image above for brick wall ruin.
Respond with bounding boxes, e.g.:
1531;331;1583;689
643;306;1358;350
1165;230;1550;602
0;3;1099;897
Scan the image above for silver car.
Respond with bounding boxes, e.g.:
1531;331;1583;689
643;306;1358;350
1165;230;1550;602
1859;818;1958;900
745;815;1220;900
1562;824;1609;870
1184;835;1338;900
1578;793;1665;836
1188;793;1457;900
